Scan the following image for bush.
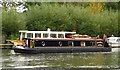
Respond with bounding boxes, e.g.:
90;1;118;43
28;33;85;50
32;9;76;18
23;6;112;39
2;9;26;39
26;3;118;36
2;2;118;40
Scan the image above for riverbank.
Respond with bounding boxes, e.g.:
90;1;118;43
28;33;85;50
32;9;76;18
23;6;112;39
0;44;13;49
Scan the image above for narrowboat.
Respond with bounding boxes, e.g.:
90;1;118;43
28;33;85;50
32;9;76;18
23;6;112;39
12;28;111;53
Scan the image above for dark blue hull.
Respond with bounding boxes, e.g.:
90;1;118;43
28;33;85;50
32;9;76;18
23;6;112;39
13;47;111;54
34;39;101;47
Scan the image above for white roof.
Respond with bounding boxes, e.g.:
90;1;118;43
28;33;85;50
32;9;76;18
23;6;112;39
19;30;76;34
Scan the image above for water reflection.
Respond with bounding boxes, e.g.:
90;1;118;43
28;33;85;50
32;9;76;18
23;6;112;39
1;49;119;69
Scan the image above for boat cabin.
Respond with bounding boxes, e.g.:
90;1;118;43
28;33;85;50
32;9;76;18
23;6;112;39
18;28;103;48
19;28;76;40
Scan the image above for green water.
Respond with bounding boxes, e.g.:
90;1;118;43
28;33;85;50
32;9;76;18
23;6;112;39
1;49;120;69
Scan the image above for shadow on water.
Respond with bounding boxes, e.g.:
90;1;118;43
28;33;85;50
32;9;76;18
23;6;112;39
1;49;120;70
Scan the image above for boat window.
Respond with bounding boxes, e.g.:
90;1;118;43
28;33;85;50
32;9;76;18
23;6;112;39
109;39;115;41
27;33;33;38
68;41;74;46
58;34;64;38
23;33;25;38
35;33;41;38
50;34;57;38
91;41;96;46
43;33;48;38
81;41;85;46
116;39;120;42
86;41;92;46
66;34;72;38
20;33;25;38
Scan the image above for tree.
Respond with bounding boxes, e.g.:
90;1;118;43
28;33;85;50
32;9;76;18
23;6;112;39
2;10;26;39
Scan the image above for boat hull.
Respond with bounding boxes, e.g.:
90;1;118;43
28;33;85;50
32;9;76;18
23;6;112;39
12;47;111;54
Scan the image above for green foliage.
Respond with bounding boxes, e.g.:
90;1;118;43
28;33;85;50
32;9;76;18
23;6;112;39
26;3;118;37
2;9;26;39
105;2;118;11
2;2;119;40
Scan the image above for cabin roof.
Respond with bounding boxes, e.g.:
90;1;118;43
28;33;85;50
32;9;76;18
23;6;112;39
19;30;76;34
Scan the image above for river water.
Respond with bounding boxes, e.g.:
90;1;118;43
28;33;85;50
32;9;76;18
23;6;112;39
1;49;120;69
